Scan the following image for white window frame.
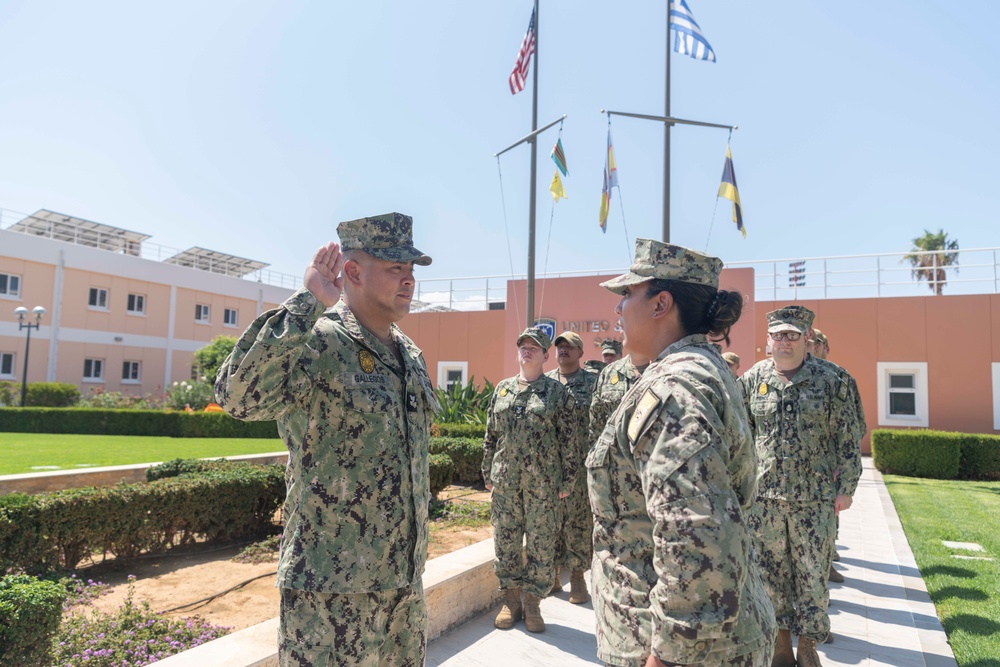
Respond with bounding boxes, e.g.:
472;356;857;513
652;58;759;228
88;287;109;310
195;304;211;324
437;361;469;391
122;360;142;384
83;358;105;382
224;307;238;327
126;293;146;315
876;362;928;428
0;273;21;299
0;352;15;379
992;363;1000;431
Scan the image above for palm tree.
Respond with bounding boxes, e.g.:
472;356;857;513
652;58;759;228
904;229;959;296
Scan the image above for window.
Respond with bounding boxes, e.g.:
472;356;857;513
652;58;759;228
437;361;468;392
195;304;211;323
877;362;928;427
0;352;14;379
122;361;141;383
127;293;146;314
89;287;109;309
83;358;104;381
0;273;21;298
224;308;238;327
888;374;916;416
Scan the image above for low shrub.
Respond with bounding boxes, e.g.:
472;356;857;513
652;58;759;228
957;433;1000;479
24;382;80;408
0;381;17;407
77;387;165;410
872;430;962;479
0;464;285;573
164;380;216;411
0;407;277;438
431;423;486;439
145;458;231;482
429;437;484;484
0;573;67;667
429;453;454;496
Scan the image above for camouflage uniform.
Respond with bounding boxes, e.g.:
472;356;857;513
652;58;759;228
741;308;864;643
216;213;436;667
545;366;598;572
589;238;776;667
588;336;775;667
589;355;643;441
482;371;582;598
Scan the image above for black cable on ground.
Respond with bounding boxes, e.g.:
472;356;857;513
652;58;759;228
157;571;278;614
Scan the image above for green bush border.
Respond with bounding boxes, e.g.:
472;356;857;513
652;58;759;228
871;429;1000;479
0;408;277;438
429;437;483;484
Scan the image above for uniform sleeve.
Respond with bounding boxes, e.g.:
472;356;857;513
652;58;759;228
589;375;609;445
214;288;326;422
557;387;584;495
482;388;500;485
834;375;864;497
633;383;749;664
739;372;756;435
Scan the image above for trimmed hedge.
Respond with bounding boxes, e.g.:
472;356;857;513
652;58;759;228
0;407;278;438
431;423;486;439
0;463;285;573
429;453;454;496
146;457;232;482
0;381;80;408
429;437;484;484
0;574;66;667
871;429;1000;479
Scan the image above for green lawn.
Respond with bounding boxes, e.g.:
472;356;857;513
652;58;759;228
0;433;285;475
884;475;1000;667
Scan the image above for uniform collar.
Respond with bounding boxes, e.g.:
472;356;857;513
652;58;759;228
654;333;711;362
333;301;409;372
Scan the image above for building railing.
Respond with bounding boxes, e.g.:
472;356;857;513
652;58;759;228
1;207;301;290
413;247;1000;311
6;207;992;308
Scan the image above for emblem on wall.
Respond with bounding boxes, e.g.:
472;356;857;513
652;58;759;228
533;317;556;343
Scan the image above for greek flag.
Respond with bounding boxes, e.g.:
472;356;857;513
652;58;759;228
669;0;716;62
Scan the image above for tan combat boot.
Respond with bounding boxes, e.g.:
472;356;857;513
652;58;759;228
771;628;795;667
494;588;522;629
548;567;563;595
797;635;823;667
828;565;844;583
523;593;546;633
568;569;590;604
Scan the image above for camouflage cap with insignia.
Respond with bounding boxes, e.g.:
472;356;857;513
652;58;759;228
337;212;432;266
516;326;552;351
812;328;828;345
600;338;623;355
767;305;815;334
722;351;740;365
553;331;584;350
600;238;723;295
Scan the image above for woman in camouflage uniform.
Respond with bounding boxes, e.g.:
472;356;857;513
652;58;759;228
587;238;776;667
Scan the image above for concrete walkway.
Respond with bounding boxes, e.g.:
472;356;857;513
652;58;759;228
427;458;958;667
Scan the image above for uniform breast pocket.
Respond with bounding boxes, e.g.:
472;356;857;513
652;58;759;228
342;387;394;458
586;427;616;520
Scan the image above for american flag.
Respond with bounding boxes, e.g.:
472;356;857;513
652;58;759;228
509;8;536;95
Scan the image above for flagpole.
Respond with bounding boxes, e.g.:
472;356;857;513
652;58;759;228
663;1;671;243
526;0;540;329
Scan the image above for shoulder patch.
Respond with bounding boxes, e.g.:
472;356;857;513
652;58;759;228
836;372;849;402
628;389;662;444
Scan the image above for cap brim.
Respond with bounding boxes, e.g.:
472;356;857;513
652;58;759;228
516;334;549;351
768;323;805;334
553;336;582;349
366;246;433;266
599;272;653;296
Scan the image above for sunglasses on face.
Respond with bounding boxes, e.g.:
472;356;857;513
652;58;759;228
770;331;802;342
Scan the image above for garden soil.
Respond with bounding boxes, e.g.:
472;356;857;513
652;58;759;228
85;488;493;633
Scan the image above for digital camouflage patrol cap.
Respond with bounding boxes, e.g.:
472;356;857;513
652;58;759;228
600;339;623;355
812;328;828;345
767;305;815;334
553;331;584;350
337;212;432;266
516;326;552;351
600;238;723;295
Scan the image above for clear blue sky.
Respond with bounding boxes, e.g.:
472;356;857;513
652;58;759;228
0;0;996;283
